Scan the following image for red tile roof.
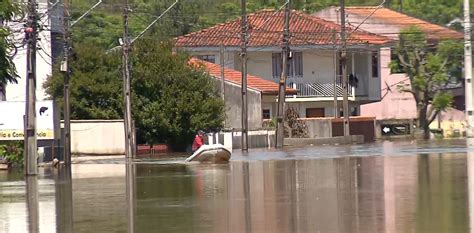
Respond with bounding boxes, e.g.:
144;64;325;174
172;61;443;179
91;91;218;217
190;58;297;95
345;7;463;40
176;10;390;48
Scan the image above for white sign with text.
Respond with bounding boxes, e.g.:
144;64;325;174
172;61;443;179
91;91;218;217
0;101;54;140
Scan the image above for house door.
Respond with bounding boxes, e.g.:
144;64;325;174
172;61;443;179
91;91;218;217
306;108;325;118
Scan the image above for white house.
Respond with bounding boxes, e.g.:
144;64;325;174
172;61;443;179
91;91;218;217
175;10;391;119
2;0;54;102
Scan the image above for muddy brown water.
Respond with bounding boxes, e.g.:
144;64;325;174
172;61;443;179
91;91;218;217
0;139;473;233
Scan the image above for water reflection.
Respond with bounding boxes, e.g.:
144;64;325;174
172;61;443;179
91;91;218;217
0;146;472;233
26;176;39;233
54;167;73;233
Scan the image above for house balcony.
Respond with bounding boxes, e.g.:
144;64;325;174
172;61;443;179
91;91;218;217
279;76;361;102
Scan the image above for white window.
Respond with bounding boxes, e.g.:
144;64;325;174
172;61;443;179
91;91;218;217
272;52;303;78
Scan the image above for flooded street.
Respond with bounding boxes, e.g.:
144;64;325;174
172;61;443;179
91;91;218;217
1;139;473;233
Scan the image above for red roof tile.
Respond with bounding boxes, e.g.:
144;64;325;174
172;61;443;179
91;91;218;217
176;10;390;48
345;7;463;40
190;58;297;95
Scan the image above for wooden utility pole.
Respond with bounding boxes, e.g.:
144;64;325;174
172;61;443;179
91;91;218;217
241;0;248;151
25;0;38;175
275;0;291;148
220;45;226;127
464;0;474;138
220;45;226;101
61;0;72;165
333;31;338;118
123;1;133;158
340;0;350;136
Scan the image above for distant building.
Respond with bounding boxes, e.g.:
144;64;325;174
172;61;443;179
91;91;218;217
176;10;390;120
314;6;464;120
190;58;297;129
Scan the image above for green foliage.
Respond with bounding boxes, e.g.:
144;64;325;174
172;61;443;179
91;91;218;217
131;41;225;149
0;0;21;86
284;107;308;138
44;40;224;150
44;42;123;119
0;141;24;167
432;92;453;112
392;26;457;139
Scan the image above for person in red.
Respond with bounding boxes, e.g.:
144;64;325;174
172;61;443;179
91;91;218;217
192;130;205;152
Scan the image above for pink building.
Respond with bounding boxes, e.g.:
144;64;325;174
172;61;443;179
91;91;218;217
314;7;463;120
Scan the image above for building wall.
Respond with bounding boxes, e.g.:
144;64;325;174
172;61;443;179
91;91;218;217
361;47;417;119
70;120;125;155
301;49;335;84
247;51;273;79
5;0;51;101
314;7;401;40
218;80;262;130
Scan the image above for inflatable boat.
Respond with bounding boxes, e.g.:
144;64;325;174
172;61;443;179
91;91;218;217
185;144;231;163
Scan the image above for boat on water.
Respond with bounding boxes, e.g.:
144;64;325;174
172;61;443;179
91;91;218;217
185;144;231;163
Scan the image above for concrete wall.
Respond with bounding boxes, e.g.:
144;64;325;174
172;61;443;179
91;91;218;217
429;108;466;138
375;119;415;139
70;120;125;155
218;80;262;130
300;118;332;138
6;1;51;101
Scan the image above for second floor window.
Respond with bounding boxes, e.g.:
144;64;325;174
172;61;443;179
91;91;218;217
372;51;379;78
196;54;216;63
272;52;303;78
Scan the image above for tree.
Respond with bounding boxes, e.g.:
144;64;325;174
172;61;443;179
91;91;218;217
0;0;21;87
44;40;225;150
44;42;123;119
392;26;461;139
131;41;225;149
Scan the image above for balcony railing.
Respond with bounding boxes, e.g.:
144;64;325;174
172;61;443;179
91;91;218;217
286;79;355;98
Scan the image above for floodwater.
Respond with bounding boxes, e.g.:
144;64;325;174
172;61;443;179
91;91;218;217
1;139;473;233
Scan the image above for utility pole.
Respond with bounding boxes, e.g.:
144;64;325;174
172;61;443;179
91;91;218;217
275;0;291;148
240;0;248;151
60;0;102;165
24;0;38;175
220;45;226;101
333;31;338;118
464;0;474;139
123;0;133;158
116;0;177;158
220;45;226;127
340;0;350;136
61;0;71;165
